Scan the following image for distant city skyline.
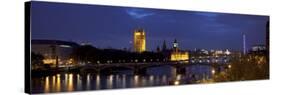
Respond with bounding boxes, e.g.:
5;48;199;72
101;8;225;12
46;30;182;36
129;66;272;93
31;1;269;51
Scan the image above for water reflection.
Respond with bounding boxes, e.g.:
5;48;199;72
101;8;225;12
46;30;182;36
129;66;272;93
52;76;55;91
86;74;90;90
149;75;153;86
44;76;49;93
65;74;68;90
96;75;100;90
33;64;224;93
56;74;61;92
122;75;126;88
67;74;73;91
107;75;113;89
77;74;82;90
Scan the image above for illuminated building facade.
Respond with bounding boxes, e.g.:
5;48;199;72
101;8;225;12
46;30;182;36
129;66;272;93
249;45;267;55
170;39;189;61
251;45;266;52
133;28;146;53
31;40;79;67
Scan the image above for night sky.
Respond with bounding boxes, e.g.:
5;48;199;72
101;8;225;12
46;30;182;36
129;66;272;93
31;1;269;52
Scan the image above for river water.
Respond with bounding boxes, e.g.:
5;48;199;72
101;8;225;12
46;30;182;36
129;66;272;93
31;64;221;93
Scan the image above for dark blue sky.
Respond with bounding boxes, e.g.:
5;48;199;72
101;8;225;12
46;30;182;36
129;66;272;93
31;1;269;51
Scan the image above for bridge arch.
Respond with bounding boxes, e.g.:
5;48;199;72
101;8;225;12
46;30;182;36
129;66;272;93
98;65;135;74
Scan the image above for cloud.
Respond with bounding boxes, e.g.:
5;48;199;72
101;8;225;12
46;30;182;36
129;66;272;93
126;8;155;19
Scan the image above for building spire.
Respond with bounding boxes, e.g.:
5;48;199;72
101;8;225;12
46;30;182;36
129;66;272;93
243;33;246;55
162;40;167;51
174;39;177;43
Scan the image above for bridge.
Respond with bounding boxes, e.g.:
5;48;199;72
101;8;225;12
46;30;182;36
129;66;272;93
75;62;229;75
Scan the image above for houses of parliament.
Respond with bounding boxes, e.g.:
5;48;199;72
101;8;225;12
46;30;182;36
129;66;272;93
133;28;189;61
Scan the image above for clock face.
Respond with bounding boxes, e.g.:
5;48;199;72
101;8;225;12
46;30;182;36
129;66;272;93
173;43;178;48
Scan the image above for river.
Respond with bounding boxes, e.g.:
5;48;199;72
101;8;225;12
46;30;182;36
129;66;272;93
31;63;223;93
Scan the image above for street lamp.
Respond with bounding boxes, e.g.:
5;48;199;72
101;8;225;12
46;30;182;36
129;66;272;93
228;64;232;69
174;80;180;85
211;69;216;74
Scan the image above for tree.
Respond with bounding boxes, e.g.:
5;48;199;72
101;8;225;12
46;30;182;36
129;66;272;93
213;54;269;82
72;45;99;64
31;52;44;70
